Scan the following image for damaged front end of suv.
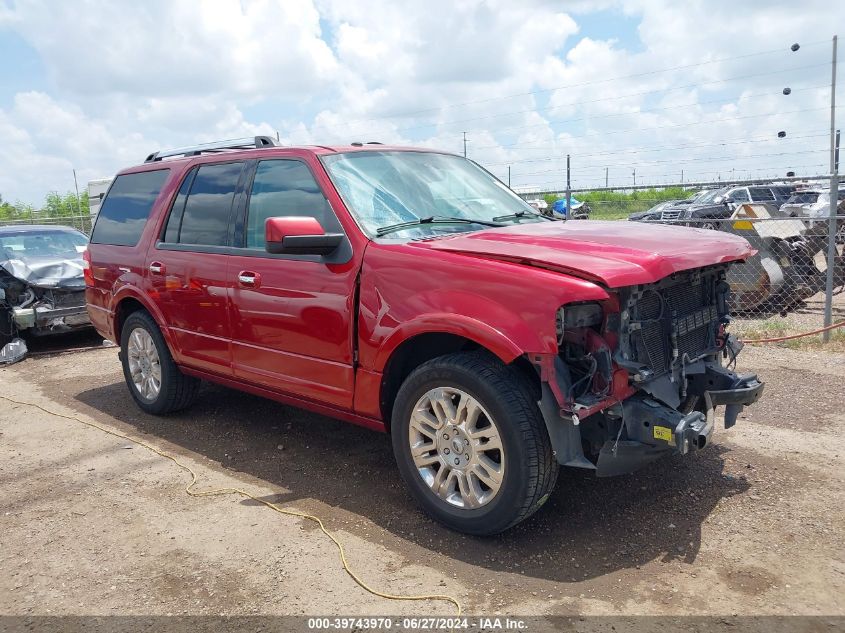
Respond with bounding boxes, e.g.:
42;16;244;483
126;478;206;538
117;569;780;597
534;264;764;477
1;226;91;363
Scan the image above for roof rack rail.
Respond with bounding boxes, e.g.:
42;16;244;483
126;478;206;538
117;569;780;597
144;135;280;163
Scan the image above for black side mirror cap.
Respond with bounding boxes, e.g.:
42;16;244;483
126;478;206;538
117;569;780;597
266;233;344;256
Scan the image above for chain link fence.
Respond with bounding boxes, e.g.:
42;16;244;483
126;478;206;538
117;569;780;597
519;177;844;343
0;214;94;235
656;213;844;342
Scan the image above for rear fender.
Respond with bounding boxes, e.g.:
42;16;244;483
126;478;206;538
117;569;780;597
111;286;178;354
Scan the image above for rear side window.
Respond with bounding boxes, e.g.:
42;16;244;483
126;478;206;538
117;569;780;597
172;162;244;246
90;170;169;246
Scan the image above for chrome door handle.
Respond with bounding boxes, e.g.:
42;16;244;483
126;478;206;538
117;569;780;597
237;271;261;288
149;261;165;275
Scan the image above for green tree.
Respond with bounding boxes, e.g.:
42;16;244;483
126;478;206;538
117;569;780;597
43;191;87;217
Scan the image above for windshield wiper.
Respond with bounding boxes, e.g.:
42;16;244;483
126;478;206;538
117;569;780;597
376;216;505;237
491;210;549;222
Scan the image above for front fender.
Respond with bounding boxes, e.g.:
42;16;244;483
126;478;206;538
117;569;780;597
372;307;541;371
357;241;610;373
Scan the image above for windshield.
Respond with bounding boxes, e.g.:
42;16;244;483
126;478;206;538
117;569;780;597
321;151;544;238
0;230;88;260
693;188;728;205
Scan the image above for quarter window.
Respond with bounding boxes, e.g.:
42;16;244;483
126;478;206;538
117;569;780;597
244;160;335;249
163;169;195;243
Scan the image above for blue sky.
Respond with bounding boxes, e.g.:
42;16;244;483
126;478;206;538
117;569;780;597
0;0;840;205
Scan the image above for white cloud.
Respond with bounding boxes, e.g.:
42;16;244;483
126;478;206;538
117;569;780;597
1;0;338;98
0;0;842;204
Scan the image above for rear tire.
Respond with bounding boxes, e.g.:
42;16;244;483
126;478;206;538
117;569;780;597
120;311;199;415
391;351;558;535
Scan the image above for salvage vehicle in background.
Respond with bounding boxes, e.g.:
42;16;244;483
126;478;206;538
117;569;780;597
84;137;764;535
1;225;91;358
660;184;795;228
780;188;845;222
627;200;680;222
627;189;714;222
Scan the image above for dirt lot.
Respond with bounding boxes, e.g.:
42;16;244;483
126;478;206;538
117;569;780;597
1;330;843;620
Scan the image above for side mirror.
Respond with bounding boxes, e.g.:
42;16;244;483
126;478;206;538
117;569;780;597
265;216;343;256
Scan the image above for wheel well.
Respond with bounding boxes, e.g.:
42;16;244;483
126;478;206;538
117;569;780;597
114;298;148;342
379;333;540;428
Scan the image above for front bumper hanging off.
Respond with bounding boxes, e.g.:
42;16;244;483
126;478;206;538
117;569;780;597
538;364;764;478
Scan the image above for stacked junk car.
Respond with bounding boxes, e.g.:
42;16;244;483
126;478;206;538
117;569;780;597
630;186;845;315
0;225;91;363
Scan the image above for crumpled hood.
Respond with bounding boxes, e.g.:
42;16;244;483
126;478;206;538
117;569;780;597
423;220;754;287
0;253;85;289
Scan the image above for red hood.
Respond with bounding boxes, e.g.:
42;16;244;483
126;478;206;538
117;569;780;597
421;221;754;287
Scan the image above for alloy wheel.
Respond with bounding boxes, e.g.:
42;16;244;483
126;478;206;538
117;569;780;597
127;327;162;401
408;387;505;509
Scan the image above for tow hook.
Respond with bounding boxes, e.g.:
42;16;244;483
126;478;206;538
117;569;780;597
673;408;715;455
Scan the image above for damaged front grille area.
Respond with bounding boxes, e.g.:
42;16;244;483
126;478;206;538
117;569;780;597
624;268;726;375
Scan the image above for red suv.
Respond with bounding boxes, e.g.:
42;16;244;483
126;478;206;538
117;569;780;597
85;136;764;535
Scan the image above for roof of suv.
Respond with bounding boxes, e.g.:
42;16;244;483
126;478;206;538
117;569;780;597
125;139;451;176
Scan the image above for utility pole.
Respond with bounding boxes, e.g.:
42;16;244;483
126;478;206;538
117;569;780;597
605;167;608;188
565;154;572;219
824;34;839;342
462;132;468;158
681;169;684;186
508;165;511;188
72;169;82;216
632;168;636;187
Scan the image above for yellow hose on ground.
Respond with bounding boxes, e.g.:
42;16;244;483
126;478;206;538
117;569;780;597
0;394;462;617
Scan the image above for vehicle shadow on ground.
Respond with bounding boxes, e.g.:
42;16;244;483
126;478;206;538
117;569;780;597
74;380;749;586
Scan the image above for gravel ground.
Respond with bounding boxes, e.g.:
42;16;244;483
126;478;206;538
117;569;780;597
1;330;843;621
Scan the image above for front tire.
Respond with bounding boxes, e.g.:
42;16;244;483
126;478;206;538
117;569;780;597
120;311;199;415
391;351;558;535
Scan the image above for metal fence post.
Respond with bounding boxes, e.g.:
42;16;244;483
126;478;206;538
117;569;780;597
565;154;571;219
824;35;839;342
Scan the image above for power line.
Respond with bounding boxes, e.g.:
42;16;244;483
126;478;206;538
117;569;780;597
301;68;829;142
519;162;830;190
290;39;831;136
504;148;829;177
475;106;836;150
483;132;830;165
451;83;828;142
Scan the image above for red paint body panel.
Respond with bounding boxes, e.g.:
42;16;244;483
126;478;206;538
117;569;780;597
426;220;755;287
265;216;326;241
227;252;358;408
147;248;232;374
86;145;754;428
357;241;608;372
180;365;385;432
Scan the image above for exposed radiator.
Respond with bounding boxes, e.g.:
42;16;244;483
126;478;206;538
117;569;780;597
629;271;720;374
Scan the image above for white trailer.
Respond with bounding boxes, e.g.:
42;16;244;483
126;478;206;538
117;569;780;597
87;178;112;218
